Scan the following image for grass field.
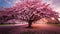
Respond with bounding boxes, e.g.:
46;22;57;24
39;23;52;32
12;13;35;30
49;24;60;27
0;24;60;34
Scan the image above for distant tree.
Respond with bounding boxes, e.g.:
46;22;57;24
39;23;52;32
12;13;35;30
0;0;59;28
0;15;15;24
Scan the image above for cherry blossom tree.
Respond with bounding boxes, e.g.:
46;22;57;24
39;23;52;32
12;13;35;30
11;0;59;27
0;0;59;27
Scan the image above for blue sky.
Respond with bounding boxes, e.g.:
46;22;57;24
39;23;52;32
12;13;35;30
0;0;22;8
0;0;14;8
0;0;60;13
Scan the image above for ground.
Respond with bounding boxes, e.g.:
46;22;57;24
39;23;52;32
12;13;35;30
0;24;60;34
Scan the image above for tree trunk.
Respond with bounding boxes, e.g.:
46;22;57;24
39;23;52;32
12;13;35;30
28;20;33;28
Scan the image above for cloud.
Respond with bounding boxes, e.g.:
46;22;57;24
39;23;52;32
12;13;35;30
52;0;60;6
42;0;60;13
52;0;60;13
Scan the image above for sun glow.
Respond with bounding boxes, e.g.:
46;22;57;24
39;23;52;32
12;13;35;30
58;14;60;21
51;17;55;20
36;18;48;24
58;18;60;21
53;7;60;13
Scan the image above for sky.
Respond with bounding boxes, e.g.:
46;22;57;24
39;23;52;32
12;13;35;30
0;0;21;8
0;0;60;13
42;0;60;13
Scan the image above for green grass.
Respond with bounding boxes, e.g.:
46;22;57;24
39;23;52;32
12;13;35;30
0;24;15;26
49;24;60;27
54;24;60;26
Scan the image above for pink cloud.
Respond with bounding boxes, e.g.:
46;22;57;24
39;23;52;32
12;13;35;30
42;0;60;13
